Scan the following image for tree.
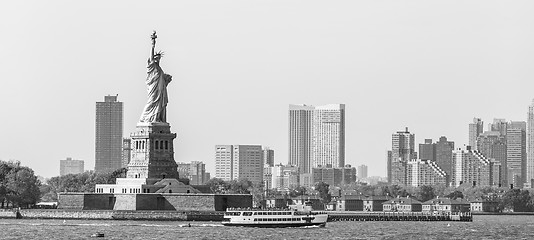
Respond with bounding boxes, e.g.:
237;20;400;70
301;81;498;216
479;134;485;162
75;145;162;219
315;182;331;204
499;189;532;212
444;190;464;200
6;166;41;208
416;185;435;202
228;179;253;194
205;178;229;194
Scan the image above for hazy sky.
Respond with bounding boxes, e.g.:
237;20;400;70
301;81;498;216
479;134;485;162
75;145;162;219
1;1;534;178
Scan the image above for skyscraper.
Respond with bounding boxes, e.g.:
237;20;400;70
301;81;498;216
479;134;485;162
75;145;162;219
121;138;131;168
451;147;493;187
389;127;416;185
288;104;345;174
215;145;263;184
469;118;483;150
407;159;447;187
477;131;507;187
262;147;275;167
419;139;435;161
527;100;534;187
95;95;123;173
60;157;84;176
434;136;455;182
506;122;526;188
357;164;368;179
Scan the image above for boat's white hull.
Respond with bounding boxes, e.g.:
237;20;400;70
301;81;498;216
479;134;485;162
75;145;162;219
222;214;328;228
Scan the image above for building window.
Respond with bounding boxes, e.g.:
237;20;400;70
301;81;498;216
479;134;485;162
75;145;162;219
155;140;159;149
165;141;168;150
160;141;164;150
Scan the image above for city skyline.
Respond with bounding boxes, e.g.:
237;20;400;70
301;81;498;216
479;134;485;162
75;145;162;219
2;1;534;179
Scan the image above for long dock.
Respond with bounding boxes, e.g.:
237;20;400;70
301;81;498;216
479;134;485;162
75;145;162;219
325;211;473;222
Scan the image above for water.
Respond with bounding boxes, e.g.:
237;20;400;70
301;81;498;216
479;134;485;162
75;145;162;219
0;215;533;239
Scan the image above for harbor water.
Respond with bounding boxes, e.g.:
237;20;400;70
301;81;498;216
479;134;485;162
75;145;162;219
0;215;533;239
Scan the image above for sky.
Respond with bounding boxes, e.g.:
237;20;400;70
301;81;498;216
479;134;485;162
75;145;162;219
1;1;534;179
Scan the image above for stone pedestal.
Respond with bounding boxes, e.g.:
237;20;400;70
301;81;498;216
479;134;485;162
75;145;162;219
127;122;179;179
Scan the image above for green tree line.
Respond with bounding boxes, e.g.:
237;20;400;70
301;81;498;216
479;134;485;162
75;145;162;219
0;160;41;208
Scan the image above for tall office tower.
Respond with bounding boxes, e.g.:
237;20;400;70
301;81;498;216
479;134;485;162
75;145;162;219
419;139;435;161
357;164;368;179
451;147;493;187
189;161;207;185
262;147;275;167
95;95;123;173
506;122;526;188
177;162;191;179
263;166;273;189
270;164;299;190
60;157;84;176
477;131;507;186
407;159;447;187
435;136;455;182
121;138;132;168
469;118;484;150
387;151;392;183
389;127;416;185
489;118;508;136
288;104;345;174
311;166;355;187
215;145;263;184
528;100;534;187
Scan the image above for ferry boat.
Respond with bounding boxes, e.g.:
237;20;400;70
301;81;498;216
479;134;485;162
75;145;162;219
222;203;328;228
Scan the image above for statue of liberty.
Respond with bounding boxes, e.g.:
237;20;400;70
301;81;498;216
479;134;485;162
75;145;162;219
139;31;173;123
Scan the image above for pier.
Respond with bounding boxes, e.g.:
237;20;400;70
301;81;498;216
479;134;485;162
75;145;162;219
326;211;472;222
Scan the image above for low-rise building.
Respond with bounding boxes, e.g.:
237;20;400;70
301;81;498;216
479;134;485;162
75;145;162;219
470;199;499;212
337;195;365;211
363;196;391;212
422;198;471;214
382;197;422;212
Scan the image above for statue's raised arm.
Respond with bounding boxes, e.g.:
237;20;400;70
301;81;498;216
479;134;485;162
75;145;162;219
150;31;157;62
139;31;173;123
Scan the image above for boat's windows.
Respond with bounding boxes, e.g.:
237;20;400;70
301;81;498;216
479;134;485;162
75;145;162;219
243;212;252;216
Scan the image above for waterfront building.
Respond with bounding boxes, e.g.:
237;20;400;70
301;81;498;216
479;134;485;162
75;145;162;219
528;99;534;187
262;147;274;167
288;104;345;174
363;196;391;212
357;164;368;179
389;127;416;185
59;157;84;176
469;118;484;150
506;122;526;188
382;197;422;212
95;95;123;173
419;139;435;161
215;145;263;185
422;198;471;214
407;159;447;187
470;200;499;212
122;138;131;168
451;147;493;187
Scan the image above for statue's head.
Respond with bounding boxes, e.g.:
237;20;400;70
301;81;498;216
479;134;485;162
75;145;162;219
154;51;164;62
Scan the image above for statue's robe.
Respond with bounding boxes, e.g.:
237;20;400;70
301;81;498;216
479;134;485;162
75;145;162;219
139;58;172;123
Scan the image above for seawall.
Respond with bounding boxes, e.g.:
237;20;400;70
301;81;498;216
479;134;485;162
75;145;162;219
0;209;224;221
